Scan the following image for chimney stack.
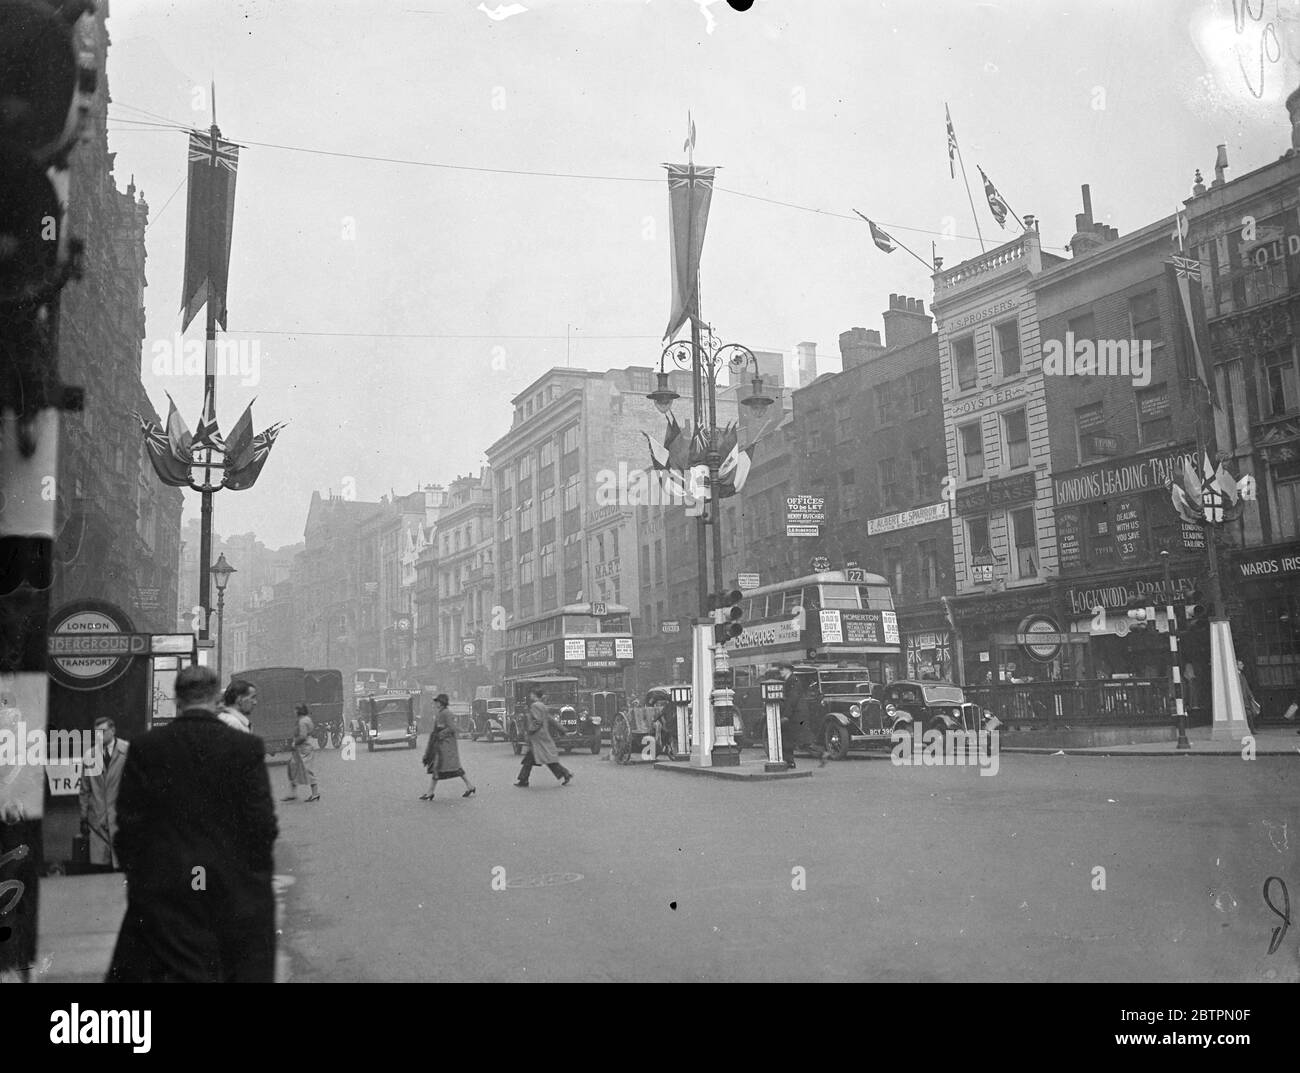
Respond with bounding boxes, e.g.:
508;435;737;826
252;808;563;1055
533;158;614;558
839;327;885;371
881;294;933;349
1212;144;1229;187
795;341;818;387
1069;183;1118;258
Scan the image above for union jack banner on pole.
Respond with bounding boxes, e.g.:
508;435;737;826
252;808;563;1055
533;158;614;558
223;422;285;491
1168;254;1220;411
181;129;240;332
663;163;715;341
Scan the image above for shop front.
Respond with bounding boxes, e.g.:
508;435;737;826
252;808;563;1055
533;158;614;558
1228;541;1300;720
950;586;1063;685
897;604;954;682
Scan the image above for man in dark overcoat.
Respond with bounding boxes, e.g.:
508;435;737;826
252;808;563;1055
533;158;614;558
106;664;278;983
514;688;573;787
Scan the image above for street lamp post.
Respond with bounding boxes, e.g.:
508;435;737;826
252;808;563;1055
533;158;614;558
210;553;236;684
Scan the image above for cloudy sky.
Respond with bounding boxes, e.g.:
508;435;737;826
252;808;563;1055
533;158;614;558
102;0;1300;548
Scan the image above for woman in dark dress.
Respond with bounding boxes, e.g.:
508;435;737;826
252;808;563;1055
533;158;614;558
421;694;476;800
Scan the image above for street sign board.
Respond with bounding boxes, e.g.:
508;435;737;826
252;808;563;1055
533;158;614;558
761;681;785;702
846;568;866;583
787;524;819;537
737;572;760;590
661;620;680;633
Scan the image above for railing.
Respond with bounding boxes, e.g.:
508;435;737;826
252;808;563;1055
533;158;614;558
934;238;1026;292
963;679;1173;725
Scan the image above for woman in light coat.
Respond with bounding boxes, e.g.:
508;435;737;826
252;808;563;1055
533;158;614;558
284;705;320;802
421;694;476;800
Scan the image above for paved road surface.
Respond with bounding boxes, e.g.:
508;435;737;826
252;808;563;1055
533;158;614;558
273;736;1300;982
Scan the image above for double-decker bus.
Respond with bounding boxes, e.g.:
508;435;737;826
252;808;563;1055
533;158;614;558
722;570;902;736
499;603;634;739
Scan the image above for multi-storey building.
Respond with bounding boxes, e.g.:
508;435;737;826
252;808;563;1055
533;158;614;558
790;295;954;679
54;4;182;633
1032;188;1206;683
422;470;494;699
932;223;1068;683
1183;88;1300;717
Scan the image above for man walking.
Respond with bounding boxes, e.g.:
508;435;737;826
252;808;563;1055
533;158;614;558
107;665;278;983
284;705;320;802
78;717;128;872
514;688;573;788
218;679;257;733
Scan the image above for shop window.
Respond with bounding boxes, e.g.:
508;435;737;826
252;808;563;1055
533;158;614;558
960;422;984;479
952;335;977;391
1275;468;1300;542
1010;507;1039;579
995;320;1021;377
1003;408;1029;469
1136;383;1172;445
1262;348;1300;418
966;515;990;558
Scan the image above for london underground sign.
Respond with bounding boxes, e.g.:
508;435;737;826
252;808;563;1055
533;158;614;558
47;601;144;691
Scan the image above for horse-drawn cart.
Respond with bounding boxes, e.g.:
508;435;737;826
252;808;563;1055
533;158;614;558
610;686;679;764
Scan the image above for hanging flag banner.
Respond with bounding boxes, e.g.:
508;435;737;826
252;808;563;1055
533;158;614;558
181;129;240;332
945;103;958;179
977;165;1011;228
1167;254;1220;412
663;163;716;341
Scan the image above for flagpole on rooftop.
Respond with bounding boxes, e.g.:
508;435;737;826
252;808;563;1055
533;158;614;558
948;102;986;254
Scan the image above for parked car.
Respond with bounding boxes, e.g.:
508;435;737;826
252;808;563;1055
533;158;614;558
822;675;995;760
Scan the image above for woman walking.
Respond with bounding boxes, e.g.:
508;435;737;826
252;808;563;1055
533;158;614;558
421;694;476;800
284;704;320;802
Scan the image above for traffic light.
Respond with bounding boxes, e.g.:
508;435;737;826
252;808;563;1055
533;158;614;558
710;588;744;646
0;0;95;310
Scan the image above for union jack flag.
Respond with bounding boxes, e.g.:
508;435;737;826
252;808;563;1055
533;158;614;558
1171;254;1202;281
188;130;239;171
945;103;957;179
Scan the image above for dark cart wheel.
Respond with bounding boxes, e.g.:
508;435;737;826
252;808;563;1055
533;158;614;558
826;723;851;760
612;713;632;765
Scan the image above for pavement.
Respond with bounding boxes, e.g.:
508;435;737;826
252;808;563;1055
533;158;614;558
24;728;1300;983
1003;727;1300;756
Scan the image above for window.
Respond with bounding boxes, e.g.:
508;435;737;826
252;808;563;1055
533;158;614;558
518;454;532;479
562;425;580;454
1003;408;1029;469
640;544;651;583
630;370;652;394
912;447;934;499
952;335;977;391
540;441;556;467
595;534;604;562
540;488;555;522
908;371;927;414
967;516;990;557
878;458;898;509
1075;403;1106;463
1067;313;1096;376
1275;468;1300;541
654;540;663;580
1129;290;1161;345
518;497;534;531
519;554;535;584
994;320;1021;377
563;477;580;511
540;543;556;577
525;399;533;417
1262;349;1300;417
883;548;904;593
960;421;984;479
875;383;894;424
1011;507;1038;578
1136;383;1172;445
917;540;940;599
608;529;619;560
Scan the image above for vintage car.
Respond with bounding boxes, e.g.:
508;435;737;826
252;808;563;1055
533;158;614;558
470;695;509;742
362;693;418;752
822;676;996;760
448;701;473;737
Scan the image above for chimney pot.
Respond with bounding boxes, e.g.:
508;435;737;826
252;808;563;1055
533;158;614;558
1080;184;1093;221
